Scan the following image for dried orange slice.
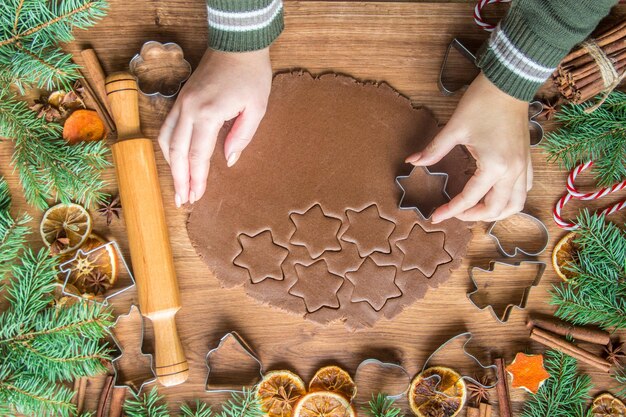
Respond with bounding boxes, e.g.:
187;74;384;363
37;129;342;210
60;234;118;296
293;391;355;417
257;370;307;417
41;203;92;254
552;231;579;281
309;366;357;401
409;366;466;417
591;393;626;417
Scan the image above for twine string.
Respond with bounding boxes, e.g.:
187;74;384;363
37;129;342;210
580;40;626;113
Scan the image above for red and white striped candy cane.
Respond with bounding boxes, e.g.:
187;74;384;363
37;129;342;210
474;0;511;32
566;161;626;199
553;161;626;230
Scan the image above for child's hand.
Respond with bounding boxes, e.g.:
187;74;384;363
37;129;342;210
406;72;532;223
158;47;272;207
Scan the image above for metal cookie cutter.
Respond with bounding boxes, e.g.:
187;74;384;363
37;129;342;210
487;212;549;257
421;332;498;391
468;260;546;323
110;305;157;394
396;166;451;220
205;332;264;393
439;38;545;146
354;359;411;401
129;41;192;98
58;240;135;305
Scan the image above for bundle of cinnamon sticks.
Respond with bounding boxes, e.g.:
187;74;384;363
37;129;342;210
554;18;626;104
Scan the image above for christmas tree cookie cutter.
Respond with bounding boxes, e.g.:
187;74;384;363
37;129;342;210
467;260;546;323
487;212;549;257
439;38;545;146
395;166;451;220
205;332;264;393
58;240;136;305
110;305;157;394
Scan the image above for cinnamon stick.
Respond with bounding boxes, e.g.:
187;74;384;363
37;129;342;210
108;386;127;417
530;328;612;372
77;73;116;133
561;19;626;64
494;358;512;417
467;407;480;417
96;375;114;417
80;48;112;114
527;315;610;345
479;403;492;417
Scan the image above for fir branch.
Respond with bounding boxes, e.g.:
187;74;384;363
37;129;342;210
124;387;170;417
0;177;31;279
181;402;213;417
363;394;403;417
550;211;626;329
521;350;592;417
543;91;626;186
217;388;263;417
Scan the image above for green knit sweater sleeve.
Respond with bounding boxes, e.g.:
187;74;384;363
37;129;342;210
207;0;284;52
477;0;618;101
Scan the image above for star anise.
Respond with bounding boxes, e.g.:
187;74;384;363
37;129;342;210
539;100;559;121
29;97;62;122
49;229;70;256
466;374;493;406
97;195;121;226
604;339;626;368
84;271;110;296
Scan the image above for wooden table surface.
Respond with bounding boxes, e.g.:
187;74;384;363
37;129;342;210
2;0;626;415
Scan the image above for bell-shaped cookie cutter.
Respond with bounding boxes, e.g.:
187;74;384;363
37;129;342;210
205;332;264;393
468;260;546;323
487;212;549;257
396;167;451;220
420;332;498;394
58;240;136;305
354;359;411;400
110;305;157;394
439;38;544;146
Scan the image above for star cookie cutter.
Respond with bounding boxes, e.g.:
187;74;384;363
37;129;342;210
110;305;157;394
58;240;136;305
421;332;498;391
354;359;411;400
439;38;544;146
487;212;549;257
468;261;546;323
395;166;451;220
205;332;264;393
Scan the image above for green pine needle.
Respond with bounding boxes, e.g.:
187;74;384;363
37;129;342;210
550;211;626;330
0;0;110;208
124;387;171;417
543;90;626;187
521;350;592;417
0;182;113;416
181;401;213;417
363;394;403;417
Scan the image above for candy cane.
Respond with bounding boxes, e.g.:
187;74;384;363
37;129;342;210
553;161;626;230
474;0;511;32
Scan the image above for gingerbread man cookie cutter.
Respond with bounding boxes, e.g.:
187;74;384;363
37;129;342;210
467;260;546;323
439;38;545;146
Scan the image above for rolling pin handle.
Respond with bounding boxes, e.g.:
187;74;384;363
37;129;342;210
152;314;189;386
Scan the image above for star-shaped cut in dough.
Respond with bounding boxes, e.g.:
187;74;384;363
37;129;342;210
289;204;342;258
289;260;344;312
506;352;550;394
341;204;395;257
233;230;289;283
346;257;401;311
396;224;452;277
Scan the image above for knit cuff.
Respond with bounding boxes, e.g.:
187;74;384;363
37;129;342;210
207;0;284;52
477;10;564;101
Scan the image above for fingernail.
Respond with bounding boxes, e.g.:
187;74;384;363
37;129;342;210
175;194;181;208
227;151;241;167
189;191;196;205
405;153;421;164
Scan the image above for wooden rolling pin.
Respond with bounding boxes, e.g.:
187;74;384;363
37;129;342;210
105;72;188;386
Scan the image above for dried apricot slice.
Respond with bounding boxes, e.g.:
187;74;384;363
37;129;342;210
409;366;466;417
257;370;306;417
309;366;357;401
